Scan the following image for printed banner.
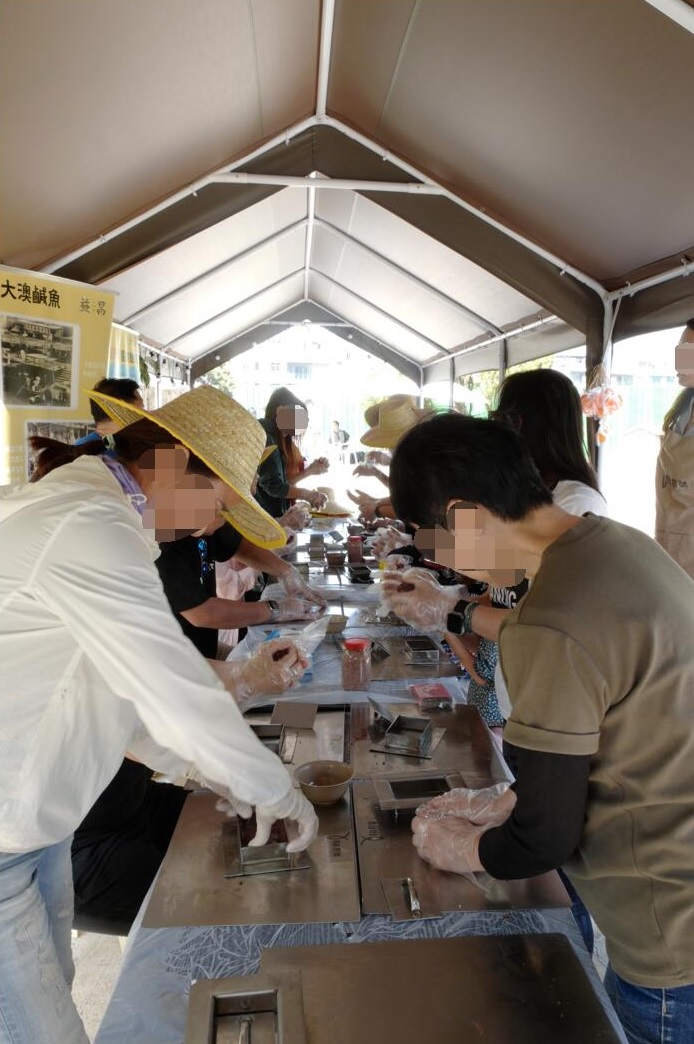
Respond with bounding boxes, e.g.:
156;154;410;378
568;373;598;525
0;266;115;485
108;323;140;382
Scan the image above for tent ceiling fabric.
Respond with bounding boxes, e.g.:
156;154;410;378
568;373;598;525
2;0;694;385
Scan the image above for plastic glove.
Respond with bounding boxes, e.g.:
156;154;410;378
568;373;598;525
280;565;328;607
411;814;487;874
305;456;330;477
415;782;516;826
369;526;413;559
217;638;309;706
279;502;312;531
303;489;328;510
214;794;253;820
273;596;325;622
380;567;462;631
252;785;319;853
347;489;381;520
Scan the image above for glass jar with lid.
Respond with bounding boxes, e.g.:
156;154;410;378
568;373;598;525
341;638;372;691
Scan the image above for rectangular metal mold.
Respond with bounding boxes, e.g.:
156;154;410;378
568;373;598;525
185;969;307;1044
373;770;464;811
222;818;311;878
385;714;433;755
250;722;286;757
403;635;442;664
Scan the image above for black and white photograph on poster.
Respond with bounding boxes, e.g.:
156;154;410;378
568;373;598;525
25;419;94;481
1;313;78;408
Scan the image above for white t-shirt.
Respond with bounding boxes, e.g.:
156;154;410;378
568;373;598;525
0;456;292;852
552;479;608;517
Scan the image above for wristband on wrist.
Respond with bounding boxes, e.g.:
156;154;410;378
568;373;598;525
266;599;280;623
373;501;384;518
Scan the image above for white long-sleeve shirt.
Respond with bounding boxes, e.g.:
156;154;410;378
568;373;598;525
0;456;291;852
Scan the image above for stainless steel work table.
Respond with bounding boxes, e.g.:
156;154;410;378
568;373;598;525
93;548;627;1043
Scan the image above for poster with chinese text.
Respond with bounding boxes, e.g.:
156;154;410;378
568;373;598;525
0;266;114;485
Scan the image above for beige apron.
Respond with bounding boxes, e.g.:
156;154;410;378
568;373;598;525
655;422;694;580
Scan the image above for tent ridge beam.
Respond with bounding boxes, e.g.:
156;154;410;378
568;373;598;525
316;0;336;117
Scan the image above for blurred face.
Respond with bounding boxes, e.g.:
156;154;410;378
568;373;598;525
140;445;233;541
675;329;694;388
276;405;308;434
413;501;526;586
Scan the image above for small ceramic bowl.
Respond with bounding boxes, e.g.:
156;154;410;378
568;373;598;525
294;760;354;806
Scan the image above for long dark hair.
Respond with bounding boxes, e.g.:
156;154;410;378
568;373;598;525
29;418;214;482
493;370;599;492
263;386;306;467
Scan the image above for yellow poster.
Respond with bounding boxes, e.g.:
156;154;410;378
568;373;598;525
0;266;115;485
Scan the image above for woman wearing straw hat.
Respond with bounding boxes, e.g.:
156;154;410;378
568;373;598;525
0;386;318;1044
348;395;432;521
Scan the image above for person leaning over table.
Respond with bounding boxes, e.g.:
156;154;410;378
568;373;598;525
255;386;329;517
382;412;694;1044
0;386;318;1044
655;319;694;580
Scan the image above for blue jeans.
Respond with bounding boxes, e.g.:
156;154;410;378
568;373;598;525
0;839;88;1043
604;965;694;1044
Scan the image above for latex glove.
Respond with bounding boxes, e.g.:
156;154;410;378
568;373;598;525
220;638;309;704
252;786;319;853
214;794;253;820
380;567;462;631
370;526;413;559
279;503;312;531
273;596;325;622
305;456;330;477
347;489;381;521
411;814;487;874
280;565;328;607
303;489;328;510
415;783;516;826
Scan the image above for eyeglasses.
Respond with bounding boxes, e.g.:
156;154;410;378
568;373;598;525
197;538;214;585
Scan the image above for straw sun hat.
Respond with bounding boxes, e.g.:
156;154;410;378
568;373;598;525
361;394;432;449
88;385;285;549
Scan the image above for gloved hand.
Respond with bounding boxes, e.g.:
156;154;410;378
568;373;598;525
380;567;463;631
273;596;325;622
411;814;487;874
303;489;328;510
280;565;328;607
347;489;382;521
279;502;312;531
220;638;309;705
415;782;516;826
252;785;319;853
369;526;413;559
214;794;253;820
